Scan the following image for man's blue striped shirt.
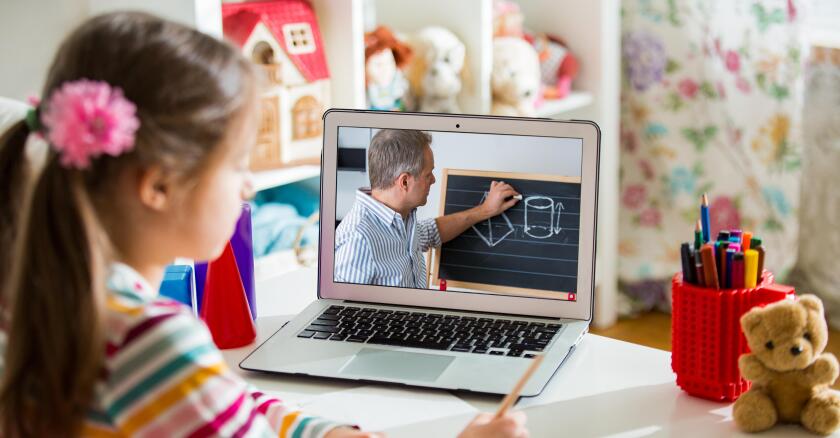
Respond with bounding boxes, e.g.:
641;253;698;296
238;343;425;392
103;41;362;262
334;190;441;288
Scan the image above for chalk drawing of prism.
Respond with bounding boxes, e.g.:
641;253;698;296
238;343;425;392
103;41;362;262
471;192;515;247
524;196;564;239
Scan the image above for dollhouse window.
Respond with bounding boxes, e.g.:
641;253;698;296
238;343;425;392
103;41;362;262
283;23;315;55
292;95;322;139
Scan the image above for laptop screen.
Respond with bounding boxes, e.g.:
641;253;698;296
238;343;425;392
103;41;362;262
333;127;582;302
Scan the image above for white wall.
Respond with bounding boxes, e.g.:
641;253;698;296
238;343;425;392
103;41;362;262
0;0;89;101
335;127;582;220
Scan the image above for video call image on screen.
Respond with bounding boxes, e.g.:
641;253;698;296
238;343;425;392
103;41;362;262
333;127;583;301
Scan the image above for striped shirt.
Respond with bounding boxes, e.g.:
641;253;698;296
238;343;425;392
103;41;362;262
334;189;441;288
1;263;347;437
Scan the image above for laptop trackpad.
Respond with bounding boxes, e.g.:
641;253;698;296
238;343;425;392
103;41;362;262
340;348;454;382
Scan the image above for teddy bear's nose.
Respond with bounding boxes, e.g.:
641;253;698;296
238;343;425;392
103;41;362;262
790;345;803;356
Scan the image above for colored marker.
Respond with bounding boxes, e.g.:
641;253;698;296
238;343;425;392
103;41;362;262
717;230;730;242
694;220;703;250
701;194;711;242
742;231;753;251
744;249;758;288
729;229;742;244
687;248;699;285
695;261;706;288
732;253;745;289
680;242;693;284
716;241;729;287
752;237;765;283
725;248;736;288
701;244;720;289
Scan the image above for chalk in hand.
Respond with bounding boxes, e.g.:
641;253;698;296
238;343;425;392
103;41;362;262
512;194;523;200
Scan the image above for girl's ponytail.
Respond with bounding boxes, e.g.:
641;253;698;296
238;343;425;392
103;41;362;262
0;120;32;290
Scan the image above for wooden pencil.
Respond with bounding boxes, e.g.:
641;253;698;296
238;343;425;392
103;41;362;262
494;354;545;419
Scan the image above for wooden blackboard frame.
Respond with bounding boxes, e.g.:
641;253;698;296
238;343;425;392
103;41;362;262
430;168;581;299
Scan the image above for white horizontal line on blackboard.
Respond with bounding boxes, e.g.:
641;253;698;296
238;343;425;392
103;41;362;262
440;263;578;278
459;234;579;246
446;203;581;215
445;248;578;262
445;189;581;200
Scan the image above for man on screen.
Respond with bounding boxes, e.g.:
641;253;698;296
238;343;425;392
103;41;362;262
335;129;519;288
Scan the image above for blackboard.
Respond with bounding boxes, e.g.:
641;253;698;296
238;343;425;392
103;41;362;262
431;169;581;300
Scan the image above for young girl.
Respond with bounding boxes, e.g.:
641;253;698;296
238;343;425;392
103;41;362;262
0;12;528;438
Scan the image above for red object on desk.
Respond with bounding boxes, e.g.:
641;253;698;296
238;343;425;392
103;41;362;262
671;271;794;402
201;242;256;349
439;279;447;291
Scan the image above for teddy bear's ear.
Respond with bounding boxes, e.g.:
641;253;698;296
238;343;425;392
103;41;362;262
798;294;824;314
741;308;764;334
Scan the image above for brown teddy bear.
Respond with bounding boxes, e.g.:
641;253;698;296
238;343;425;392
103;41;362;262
734;295;840;435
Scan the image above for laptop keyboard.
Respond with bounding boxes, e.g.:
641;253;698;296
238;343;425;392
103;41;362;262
296;305;561;358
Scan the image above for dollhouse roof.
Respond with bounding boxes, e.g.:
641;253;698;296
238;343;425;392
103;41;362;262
222;0;329;82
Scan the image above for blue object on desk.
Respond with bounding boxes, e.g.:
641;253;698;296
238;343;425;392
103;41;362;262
160;264;194;307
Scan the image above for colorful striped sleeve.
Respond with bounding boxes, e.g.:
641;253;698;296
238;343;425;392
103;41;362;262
103;302;347;437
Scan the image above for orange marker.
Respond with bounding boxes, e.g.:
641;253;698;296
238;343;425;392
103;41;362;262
742;231;753;251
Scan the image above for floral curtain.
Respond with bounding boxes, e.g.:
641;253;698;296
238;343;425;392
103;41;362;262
618;0;805;314
788;47;840;328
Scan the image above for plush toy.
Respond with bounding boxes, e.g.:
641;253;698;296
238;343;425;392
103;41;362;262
491;37;541;117
365;26;413;111
734;295;840;435
531;33;579;100
492;0;524;38
405;26;465;113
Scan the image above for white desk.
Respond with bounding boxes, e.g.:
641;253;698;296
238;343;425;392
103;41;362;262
225;268;833;437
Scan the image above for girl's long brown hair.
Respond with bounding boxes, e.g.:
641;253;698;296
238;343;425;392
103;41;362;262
0;12;258;436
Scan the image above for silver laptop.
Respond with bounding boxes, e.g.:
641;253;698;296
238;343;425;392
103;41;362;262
241;110;600;396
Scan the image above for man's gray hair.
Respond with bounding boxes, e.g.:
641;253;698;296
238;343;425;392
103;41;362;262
367;129;432;190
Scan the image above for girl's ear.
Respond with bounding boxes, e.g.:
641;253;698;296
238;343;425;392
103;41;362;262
137;165;173;211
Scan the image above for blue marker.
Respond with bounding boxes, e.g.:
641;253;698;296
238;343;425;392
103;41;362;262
701;194;711;243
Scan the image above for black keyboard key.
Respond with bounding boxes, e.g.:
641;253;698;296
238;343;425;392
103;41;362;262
489;351;505;356
451;346;472;352
367;335;451;350
473;348;488;354
307;325;339;333
311;319;339;326
313;332;331;340
524;353;537;358
347;335;368;343
330;334;348;341
317;313;340;320
508;349;524;357
297;330;315;338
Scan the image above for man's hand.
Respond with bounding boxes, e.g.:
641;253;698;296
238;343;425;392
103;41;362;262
478;181;520;220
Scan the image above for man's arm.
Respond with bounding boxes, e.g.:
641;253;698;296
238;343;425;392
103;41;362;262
435;181;519;244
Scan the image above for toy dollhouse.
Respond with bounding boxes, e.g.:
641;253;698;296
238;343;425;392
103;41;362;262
222;0;330;170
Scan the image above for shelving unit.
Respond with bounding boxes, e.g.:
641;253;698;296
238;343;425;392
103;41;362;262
85;0;621;327
253;164;320;192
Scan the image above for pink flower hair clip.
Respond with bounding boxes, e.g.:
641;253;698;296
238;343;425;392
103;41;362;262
37;79;140;169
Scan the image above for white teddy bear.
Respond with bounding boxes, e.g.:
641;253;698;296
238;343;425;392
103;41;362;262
406;26;465;113
491;37;541;117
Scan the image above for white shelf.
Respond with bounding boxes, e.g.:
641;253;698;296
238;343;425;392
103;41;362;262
535;92;593;118
253;164;320;192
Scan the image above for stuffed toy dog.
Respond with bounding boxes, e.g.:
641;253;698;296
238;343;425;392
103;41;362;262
734;295;840;435
491;37;541;116
405;26;465;113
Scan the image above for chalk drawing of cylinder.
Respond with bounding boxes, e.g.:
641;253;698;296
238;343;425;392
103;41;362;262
524;196;564;239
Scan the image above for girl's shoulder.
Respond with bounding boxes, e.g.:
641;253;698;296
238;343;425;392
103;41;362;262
104;263;207;353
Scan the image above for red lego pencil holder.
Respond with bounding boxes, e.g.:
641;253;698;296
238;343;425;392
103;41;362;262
671;270;795;402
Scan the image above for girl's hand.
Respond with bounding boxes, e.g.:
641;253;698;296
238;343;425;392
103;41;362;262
324;426;386;438
458;412;529;438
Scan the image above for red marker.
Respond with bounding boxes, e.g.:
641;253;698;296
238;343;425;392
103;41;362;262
439;279;447;291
